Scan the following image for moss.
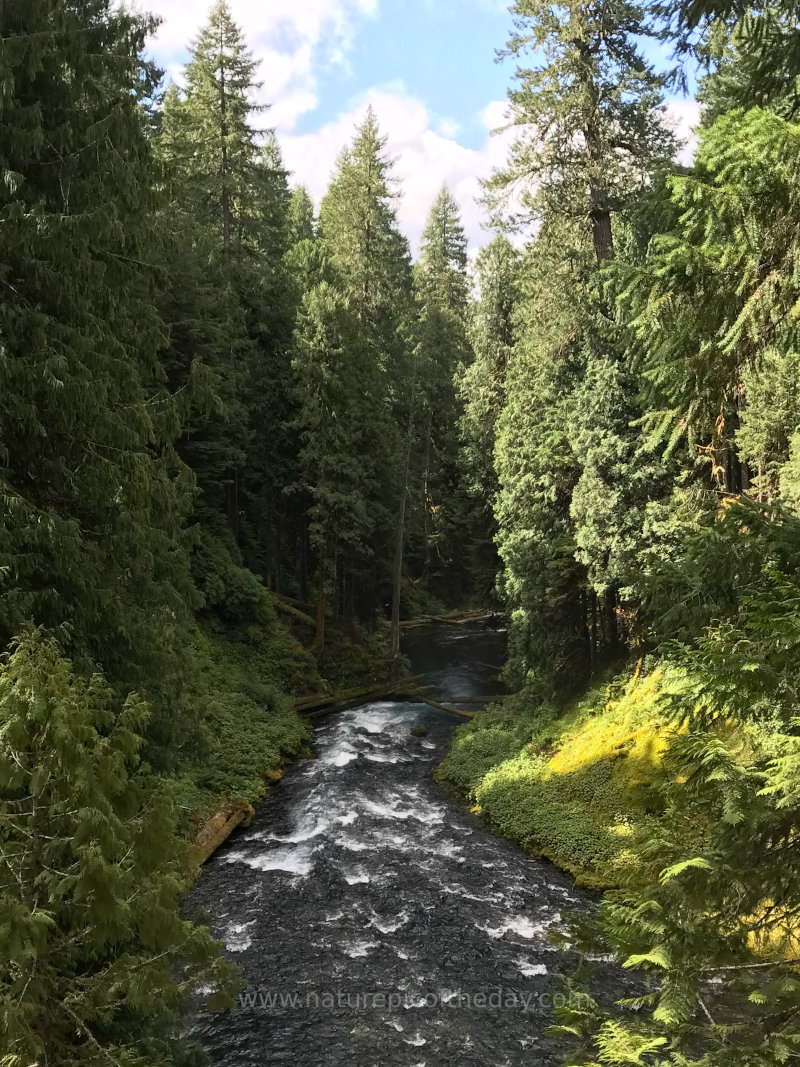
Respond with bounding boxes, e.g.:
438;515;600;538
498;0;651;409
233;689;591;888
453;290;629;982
437;661;674;886
173;615;320;828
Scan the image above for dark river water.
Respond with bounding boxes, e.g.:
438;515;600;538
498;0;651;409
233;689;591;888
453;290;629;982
186;624;611;1065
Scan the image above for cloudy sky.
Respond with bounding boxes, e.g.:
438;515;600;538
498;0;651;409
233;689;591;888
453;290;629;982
137;0;700;255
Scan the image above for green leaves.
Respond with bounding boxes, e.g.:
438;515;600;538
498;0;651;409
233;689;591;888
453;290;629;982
0;630;237;1064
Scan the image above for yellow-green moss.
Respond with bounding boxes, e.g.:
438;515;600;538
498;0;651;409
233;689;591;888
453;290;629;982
437;662;676;886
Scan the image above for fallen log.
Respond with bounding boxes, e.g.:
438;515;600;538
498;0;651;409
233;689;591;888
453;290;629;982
195;799;255;864
401;692;477;719
400;609;501;629
441;695;506;704
294;674;425;715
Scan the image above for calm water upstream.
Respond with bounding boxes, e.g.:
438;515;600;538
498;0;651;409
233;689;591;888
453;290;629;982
186;624;619;1065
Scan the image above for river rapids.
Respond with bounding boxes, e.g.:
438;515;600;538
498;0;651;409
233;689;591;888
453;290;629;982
186;624;618;1065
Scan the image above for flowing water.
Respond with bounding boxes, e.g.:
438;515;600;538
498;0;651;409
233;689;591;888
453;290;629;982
187;624;617;1065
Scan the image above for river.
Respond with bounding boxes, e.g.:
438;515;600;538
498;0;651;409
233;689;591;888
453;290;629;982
186;623;611;1065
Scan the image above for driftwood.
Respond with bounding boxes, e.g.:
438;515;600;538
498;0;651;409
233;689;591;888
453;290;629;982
195;799;255;864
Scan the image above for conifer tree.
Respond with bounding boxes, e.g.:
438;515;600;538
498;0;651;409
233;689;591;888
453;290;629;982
488;0;677;262
291;282;386;644
489;0;678;678
410;188;474;601
0;631;235;1064
459;236;521;599
0;0;196;745
157;2;298;591
318;109;413;622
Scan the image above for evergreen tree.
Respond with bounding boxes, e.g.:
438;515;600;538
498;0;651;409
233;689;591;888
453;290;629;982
319;107;413;363
157;2;298;592
459;236;521;599
0;0;197;748
291;282;387;644
487;0;677;263
0;630;235;1064
318;109;413;623
409;188;474;602
488;0;678;679
418;185;470;311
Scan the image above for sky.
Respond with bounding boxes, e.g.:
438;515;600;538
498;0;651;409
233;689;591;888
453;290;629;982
137;0;701;256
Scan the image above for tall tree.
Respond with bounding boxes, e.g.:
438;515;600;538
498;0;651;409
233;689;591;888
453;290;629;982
488;0;678;680
157;2;298;591
291;282;387;645
459;236;522;600
319;109;413;627
0;0;197;748
488;0;677;263
409;188;474;604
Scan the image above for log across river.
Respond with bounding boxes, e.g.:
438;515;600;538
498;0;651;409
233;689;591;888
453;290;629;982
186;623;625;1065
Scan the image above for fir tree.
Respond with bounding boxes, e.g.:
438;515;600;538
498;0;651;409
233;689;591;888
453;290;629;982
291;282;387;645
0;630;235;1064
459;236;521;599
0;0;196;748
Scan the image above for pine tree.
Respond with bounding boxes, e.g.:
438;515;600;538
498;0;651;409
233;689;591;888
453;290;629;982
0;0;197;748
418;185;470;311
319;107;413;361
318;109;413;624
291;282;387;645
0;630;236;1064
157;2;298;592
489;0;678;678
163;0;264;253
487;0;677;263
405;188;474;603
459;236;521;600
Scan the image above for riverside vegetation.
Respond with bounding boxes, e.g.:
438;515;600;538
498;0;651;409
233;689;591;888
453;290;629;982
3;0;800;1065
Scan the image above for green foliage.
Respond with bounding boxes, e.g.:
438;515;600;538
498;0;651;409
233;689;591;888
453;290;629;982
0;630;237;1065
438;667;671;885
173;619;313;821
0;0;196;743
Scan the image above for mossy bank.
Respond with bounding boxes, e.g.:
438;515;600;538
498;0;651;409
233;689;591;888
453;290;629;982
436;661;678;888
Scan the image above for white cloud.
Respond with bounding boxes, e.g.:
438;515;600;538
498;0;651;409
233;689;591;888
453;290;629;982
137;0;378;132
281;88;515;256
664;99;702;167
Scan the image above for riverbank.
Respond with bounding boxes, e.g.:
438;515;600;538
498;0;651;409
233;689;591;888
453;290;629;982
174;599;405;851
436;659;674;888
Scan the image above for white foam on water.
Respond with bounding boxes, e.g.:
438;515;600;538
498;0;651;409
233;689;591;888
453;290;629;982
343;868;370;885
224;845;314;877
516;958;548;977
368;909;409;933
404;1033;427;1046
224;921;255;953
343;939;380;958
478;916;549;940
319;741;359;768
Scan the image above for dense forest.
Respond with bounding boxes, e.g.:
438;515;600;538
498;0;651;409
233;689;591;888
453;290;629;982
3;0;800;1063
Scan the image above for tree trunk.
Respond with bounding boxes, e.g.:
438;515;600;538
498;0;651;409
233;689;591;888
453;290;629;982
589;183;614;265
219;46;231;253
391;409;415;656
315;575;325;649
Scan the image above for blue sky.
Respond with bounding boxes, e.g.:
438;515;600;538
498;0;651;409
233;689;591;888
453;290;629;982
141;0;699;254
